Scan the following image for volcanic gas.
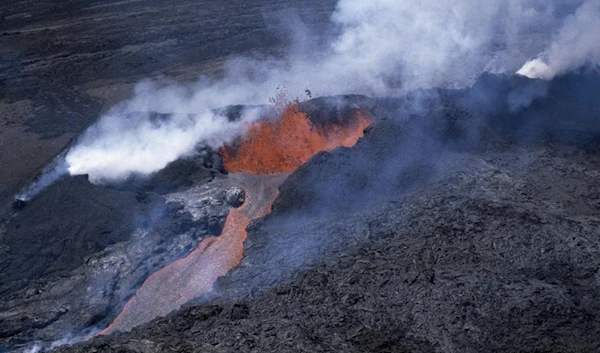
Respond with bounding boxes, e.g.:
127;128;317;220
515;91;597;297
101;103;371;334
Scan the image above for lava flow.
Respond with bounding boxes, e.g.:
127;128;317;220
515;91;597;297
221;103;371;174
101;103;370;334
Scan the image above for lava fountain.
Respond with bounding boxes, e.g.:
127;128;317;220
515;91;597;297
101;103;371;334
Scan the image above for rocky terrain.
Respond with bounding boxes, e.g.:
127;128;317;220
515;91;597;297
2;0;600;352
39;72;600;352
60;146;600;353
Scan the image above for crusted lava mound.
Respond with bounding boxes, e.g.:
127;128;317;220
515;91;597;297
38;71;600;353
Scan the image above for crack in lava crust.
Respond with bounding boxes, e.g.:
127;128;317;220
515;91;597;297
101;104;371;334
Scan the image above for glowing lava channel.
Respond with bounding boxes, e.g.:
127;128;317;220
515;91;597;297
101;104;370;334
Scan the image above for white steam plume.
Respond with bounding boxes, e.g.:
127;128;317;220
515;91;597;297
15;156;68;201
65;107;263;183
20;0;596;198
518;0;600;79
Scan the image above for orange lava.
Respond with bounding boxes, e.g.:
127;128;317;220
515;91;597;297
222;103;371;174
101;103;371;334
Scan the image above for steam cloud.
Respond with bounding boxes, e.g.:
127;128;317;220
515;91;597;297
65;108;263;184
19;0;598;199
517;0;600;79
15;155;68;201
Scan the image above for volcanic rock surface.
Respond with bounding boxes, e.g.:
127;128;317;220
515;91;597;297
48;71;600;353
3;1;600;352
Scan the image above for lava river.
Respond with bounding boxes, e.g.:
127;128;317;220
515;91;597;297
101;103;371;334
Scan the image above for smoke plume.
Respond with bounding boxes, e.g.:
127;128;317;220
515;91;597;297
19;0;598;198
517;0;600;79
65;107;263;184
15;155;68;201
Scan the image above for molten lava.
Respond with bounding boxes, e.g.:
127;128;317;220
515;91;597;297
222;104;371;174
102;103;371;334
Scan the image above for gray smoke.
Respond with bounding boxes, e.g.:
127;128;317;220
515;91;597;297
22;329;100;353
15;156;68;201
20;0;597;198
518;0;600;79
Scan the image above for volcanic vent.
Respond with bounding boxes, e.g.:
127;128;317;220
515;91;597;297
101;103;371;333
